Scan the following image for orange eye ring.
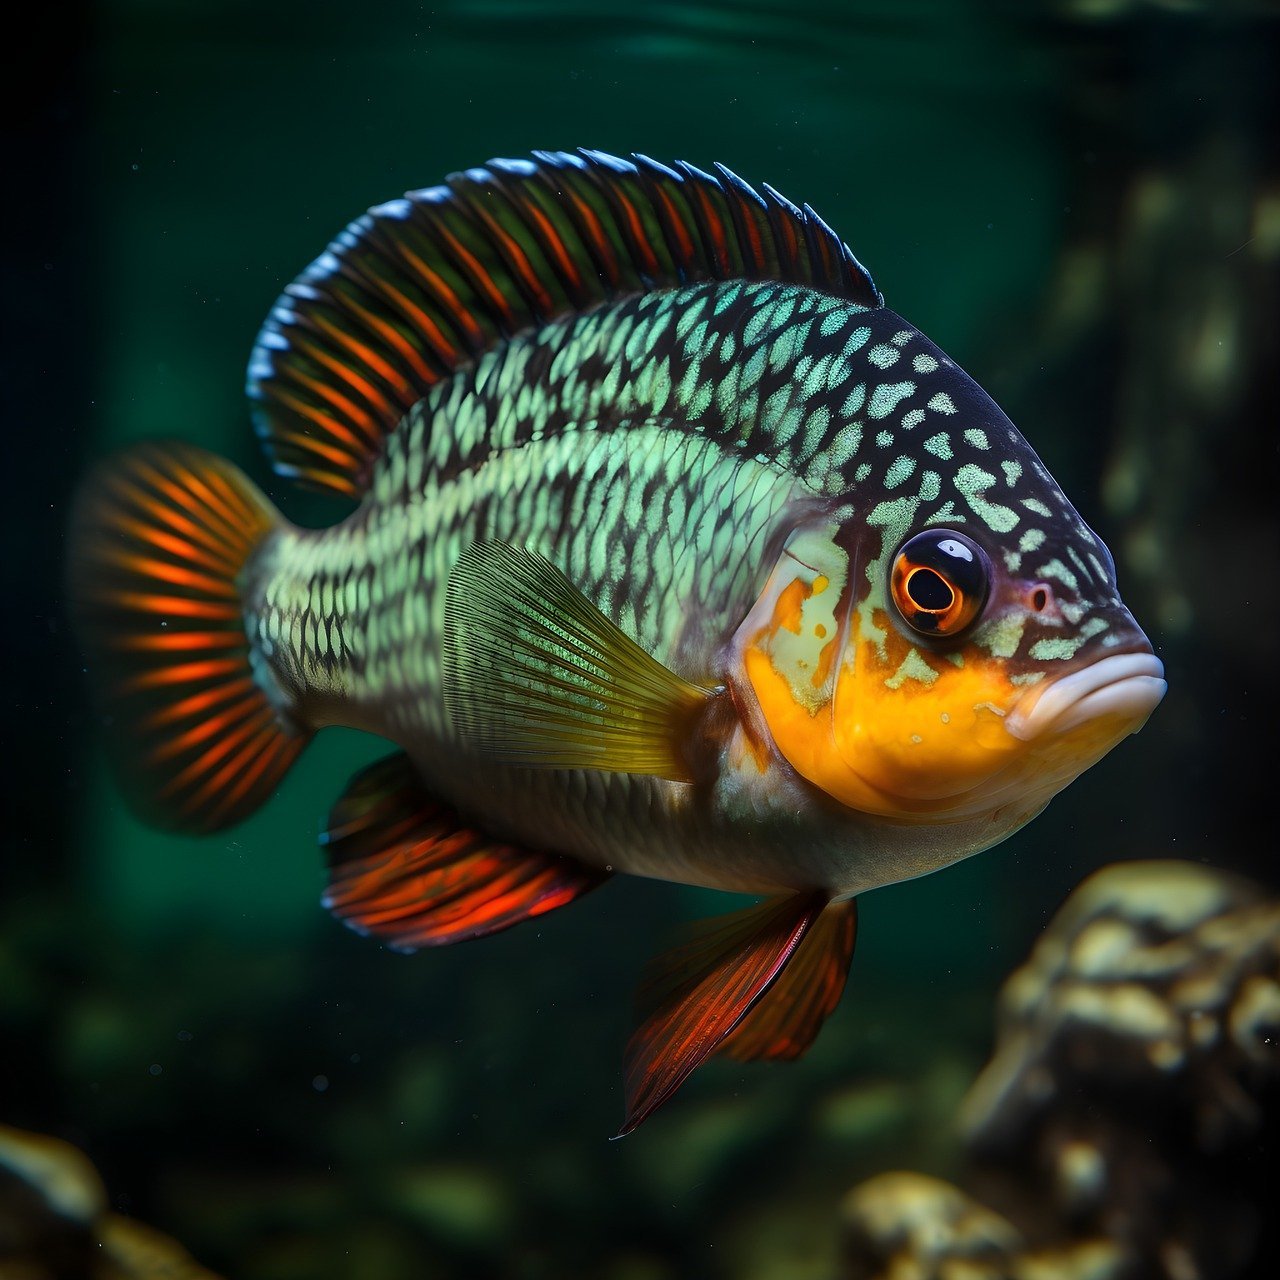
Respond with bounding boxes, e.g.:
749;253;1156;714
889;530;989;638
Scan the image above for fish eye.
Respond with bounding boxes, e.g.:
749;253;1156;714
889;529;989;638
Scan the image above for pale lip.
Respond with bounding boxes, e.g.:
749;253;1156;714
1004;651;1167;742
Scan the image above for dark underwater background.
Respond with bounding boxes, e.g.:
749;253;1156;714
6;1;1278;1277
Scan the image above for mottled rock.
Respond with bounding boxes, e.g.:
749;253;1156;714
0;1125;221;1279
839;861;1279;1280
842;1172;1023;1278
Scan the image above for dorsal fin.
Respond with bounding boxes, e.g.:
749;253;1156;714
247;149;882;498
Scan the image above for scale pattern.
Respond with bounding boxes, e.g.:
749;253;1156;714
247;150;880;497
250;271;1122;744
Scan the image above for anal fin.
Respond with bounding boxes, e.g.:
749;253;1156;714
620;891;828;1135
321;752;607;950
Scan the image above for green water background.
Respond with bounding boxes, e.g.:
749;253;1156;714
7;2;1277;1277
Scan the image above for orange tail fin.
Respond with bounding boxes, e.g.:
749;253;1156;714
67;442;309;832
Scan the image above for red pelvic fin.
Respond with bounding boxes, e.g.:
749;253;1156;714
619;891;828;1135
320;753;608;950
719;898;857;1062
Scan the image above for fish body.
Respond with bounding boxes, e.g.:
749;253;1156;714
69;151;1165;1129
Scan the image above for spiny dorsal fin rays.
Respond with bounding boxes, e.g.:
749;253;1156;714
442;542;717;780
247;149;883;499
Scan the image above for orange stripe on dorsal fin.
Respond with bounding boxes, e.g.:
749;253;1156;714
619;891;829;1134
248;151;882;500
321;752;607;950
67;443;310;833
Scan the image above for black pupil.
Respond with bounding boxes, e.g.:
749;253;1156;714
908;568;953;612
893;529;990;637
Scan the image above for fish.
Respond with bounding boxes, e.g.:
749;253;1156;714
67;149;1166;1133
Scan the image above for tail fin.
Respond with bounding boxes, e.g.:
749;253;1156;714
67;442;310;832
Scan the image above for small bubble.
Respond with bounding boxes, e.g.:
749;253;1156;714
312;1075;329;1092
349;1053;361;1064
176;1029;193;1042
148;1063;163;1076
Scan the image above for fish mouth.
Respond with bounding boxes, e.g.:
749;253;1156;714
1004;650;1167;743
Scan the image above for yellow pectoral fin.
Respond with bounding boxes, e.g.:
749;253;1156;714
442;541;715;780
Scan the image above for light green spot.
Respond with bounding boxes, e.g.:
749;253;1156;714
868;381;917;419
876;429;893;447
1036;559;1080;591
884;455;916;488
912;354;938;374
885;648;938;690
868;343;900;369
825;422;863;470
845;326;872;354
901;409;926;429
919;470;941;502
1010;671;1045;687
963;428;990;450
927;392;957;414
891;330;913;346
1029;636;1080;661
923;432;952;460
1018;528;1046;553
1022;498;1052;517
743;304;773;346
1001;460;1023;486
820;310;847;338
855;462;872;482
956;463;1018;533
974;613;1026;659
841;382;867;416
1028;617;1107;662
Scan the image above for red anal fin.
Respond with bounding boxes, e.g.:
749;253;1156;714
619;891;828;1135
719;898;857;1062
321;752;607;951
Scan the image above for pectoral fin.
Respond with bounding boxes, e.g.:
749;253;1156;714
443;541;716;779
321;752;608;950
619;891;828;1134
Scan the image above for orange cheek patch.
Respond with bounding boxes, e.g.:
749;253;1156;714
746;603;1032;818
830;623;1024;804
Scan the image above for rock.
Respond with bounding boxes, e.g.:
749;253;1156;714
0;1124;221;1279
838;861;1279;1280
841;1171;1023;1278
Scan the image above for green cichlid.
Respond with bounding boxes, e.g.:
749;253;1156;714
68;150;1165;1131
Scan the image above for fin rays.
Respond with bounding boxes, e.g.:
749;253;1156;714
248;149;881;498
621;892;829;1134
322;753;608;950
67;443;309;832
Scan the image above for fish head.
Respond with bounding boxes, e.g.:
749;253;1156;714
732;468;1165;829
